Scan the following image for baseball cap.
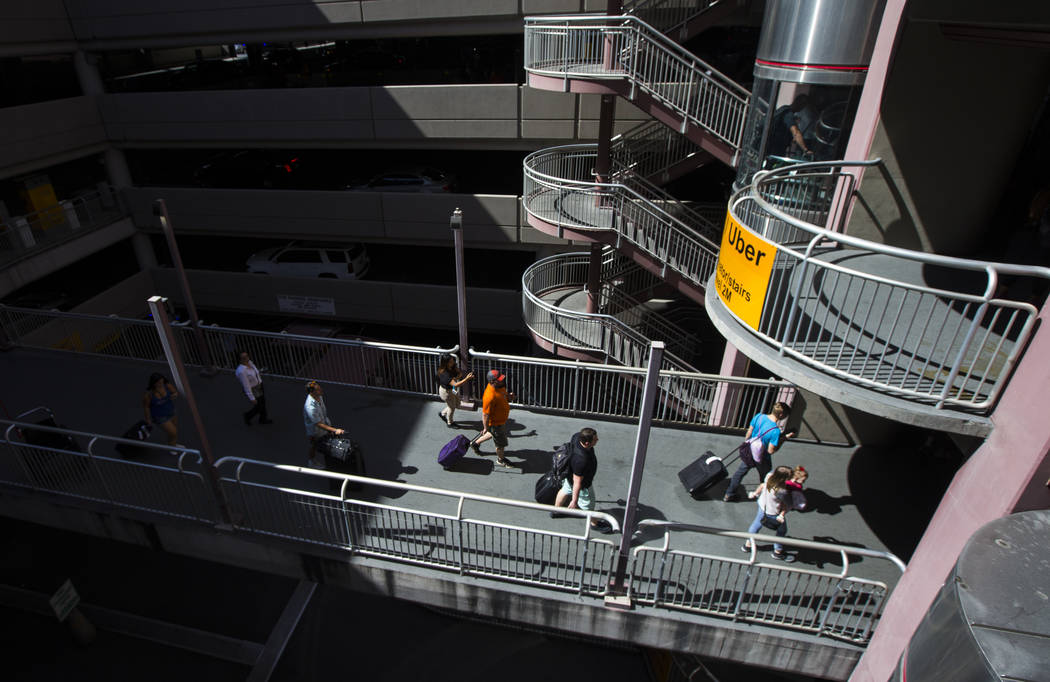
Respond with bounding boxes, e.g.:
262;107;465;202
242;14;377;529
488;369;505;383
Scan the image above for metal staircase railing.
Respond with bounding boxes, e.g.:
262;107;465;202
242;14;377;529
524;14;750;157
523;252;700;371
523;144;722;295
623;0;740;40
610;120;708;184
524;251;700;365
727;159;1050;413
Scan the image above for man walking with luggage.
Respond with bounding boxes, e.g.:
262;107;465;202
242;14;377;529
303;380;344;470
236;351;272;425
552;427;611;533
471;369;514;468
723;401;794;502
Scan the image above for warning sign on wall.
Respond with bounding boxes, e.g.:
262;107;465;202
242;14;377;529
714;212;778;330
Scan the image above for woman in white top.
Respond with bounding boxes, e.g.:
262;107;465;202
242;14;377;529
741;465;795;562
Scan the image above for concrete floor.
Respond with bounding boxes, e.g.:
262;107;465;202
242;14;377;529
0;347;920;592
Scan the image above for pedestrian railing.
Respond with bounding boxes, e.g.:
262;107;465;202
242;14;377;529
216;457;620;595
610;120;706;184
0;413;215;524
0;305;793;431
524;15;749;152
630;521;905;643
0;415;898;644
522;252;699;370
523;144;721;292
0;186;126;268
727;160;1050;412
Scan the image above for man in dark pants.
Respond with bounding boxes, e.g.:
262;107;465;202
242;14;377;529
236;350;272;425
552;427;612;533
724;401;794;502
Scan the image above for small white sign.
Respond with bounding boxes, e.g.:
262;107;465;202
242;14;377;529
277;295;336;316
50;579;80;622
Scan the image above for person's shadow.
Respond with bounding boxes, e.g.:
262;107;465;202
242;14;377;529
509;448;554;474
797;488;853;515
793;535;871;569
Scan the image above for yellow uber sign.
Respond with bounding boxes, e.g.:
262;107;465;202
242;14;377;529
714;212;777;330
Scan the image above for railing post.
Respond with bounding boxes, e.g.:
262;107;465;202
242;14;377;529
148;296;232;525
450;208;471;401
608;341;664;605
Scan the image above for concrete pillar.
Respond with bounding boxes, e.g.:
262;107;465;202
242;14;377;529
850;302;1050;681
14;217;35;249
72;51;106;96
710;340;750;426
60;201;81;231
132;232;158;270
585;242;603;314
103;149;133;190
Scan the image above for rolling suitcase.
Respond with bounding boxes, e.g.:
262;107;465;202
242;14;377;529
115;420;153;458
317;435;366;476
438;434;479;470
679;449;738;498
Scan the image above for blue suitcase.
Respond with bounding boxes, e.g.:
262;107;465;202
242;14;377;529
438;435;474;469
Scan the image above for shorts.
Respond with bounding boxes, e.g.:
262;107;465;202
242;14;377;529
559;478;594;511
490;422;508;448
439;386;461;409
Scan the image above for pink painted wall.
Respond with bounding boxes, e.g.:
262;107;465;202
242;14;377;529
851;303;1050;680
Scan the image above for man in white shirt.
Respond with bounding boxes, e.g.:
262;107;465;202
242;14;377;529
235;351;272;425
303;380;344;469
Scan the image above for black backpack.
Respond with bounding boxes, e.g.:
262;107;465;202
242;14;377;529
551;442;572;481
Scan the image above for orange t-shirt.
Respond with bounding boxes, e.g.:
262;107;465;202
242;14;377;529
482;384;510;426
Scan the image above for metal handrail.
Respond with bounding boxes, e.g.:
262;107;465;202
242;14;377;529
0;417;214;523
623;0;729;37
215;456;619;595
0;186;127;268
726;159;1050;411
0;304;791;430
524;14;749;150
610;120;707;183
521;251;699;369
523;144;721;290
631;520;904;643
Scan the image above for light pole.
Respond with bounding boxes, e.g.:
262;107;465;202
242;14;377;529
450;208;470;396
608;340;664;604
154;198;216;376
147;295;230;524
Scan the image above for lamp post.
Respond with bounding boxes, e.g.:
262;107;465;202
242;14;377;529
154;198;216;376
147;295;230;524
450;208;469;374
608;341;664;604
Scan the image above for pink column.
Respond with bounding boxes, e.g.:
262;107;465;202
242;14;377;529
709;340;750;426
851;305;1050;681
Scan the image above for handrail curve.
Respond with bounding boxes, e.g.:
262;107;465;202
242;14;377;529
724;159;1050;411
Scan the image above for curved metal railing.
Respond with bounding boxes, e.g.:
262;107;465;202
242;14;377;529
522;252;698;370
523;144;721;291
631;520;905;644
524;14;749;150
725;159;1050;411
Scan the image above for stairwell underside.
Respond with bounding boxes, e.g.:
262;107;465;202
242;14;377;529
528;72;737;167
704;284;994;437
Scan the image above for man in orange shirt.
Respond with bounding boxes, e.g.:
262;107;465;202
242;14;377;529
472;369;514;467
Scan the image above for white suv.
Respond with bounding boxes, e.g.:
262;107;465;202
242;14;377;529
246;241;370;279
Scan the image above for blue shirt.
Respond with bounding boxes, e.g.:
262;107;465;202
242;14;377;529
749;413;782;451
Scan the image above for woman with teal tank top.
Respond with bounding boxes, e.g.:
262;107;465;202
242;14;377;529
142;373;179;447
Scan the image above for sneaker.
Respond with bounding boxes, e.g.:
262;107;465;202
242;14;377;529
723;493;738;503
447;421;458;428
740;544;752;553
437;411;448;425
590;520;615;534
771;551;795;563
496;458;514;468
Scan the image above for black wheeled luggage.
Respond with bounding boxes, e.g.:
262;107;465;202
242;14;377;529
115;420;153;458
678;450;730;498
318;435;367;477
